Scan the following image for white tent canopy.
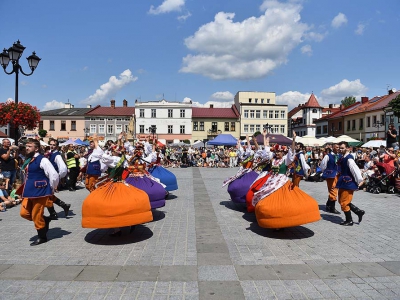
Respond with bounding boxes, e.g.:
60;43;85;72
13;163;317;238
40;140;49;146
361;140;386;148
332;135;360;143
296;135;324;146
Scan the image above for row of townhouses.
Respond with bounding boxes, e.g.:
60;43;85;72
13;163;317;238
13;89;399;144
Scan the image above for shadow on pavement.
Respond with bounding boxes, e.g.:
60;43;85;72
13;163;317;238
219;200;247;213
247;222;315;239
318;205;343;224
29;227;72;242
84;225;153;245
151;210;166;222
166;194;178;200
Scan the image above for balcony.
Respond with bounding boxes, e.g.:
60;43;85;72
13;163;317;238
207;129;222;136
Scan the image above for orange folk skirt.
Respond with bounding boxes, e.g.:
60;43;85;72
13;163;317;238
255;181;320;228
82;181;153;228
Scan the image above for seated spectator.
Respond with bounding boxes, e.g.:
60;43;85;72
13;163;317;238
0;179;17;211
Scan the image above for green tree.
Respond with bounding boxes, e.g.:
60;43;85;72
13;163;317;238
38;129;47;138
389;94;400;118
341;96;356;108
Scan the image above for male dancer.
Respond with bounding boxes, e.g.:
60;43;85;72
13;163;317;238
20;139;59;245
291;142;310;187
85;135;104;192
47;139;71;219
320;143;341;214
336;141;365;226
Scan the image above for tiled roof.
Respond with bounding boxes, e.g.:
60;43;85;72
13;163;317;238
368;91;400;111
303;93;323;108
341;95;393;117
288;106;303;118
0;130;8;138
86;106;135;116
322;107;340;114
40;107;94;116
192;105;240;118
324;102;362;119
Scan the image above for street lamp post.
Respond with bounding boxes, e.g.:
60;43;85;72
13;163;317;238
373;121;384;138
147;126;157;141
0;40;41;141
263;123;273;134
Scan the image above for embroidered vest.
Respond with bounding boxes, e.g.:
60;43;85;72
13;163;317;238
87;159;101;176
49;151;60;173
22;155;53;198
335;155;358;191
290;152;305;176
322;153;339;179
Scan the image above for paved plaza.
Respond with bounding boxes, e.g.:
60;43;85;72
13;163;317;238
0;167;400;299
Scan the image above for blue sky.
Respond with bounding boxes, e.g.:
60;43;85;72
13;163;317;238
0;0;399;111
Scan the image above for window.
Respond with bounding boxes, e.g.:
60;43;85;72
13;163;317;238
116;118;122;121
225;122;229;131
151;109;156;118
211;122;218;132
200;122;204;131
347;120;350;131
261;98;264;103
269;111;273;118
107;125;113;134
116;124;122;133
125;118;130;121
139;109;144;118
272;125;278;133
281;111;285;119
38;121;43;130
317;126;321;134
193;121;198;131
274;111;279;119
139;125;144;133
230;122;235;131
90;118;96;121
90;124;96;133
255;98;258;103
263;110;267;118
250;125;255;133
255;125;261;132
373;115;377;125
312;109;318;113
249;98;252;103
256;110;260;118
312;118;317;124
338;122;342;130
168;125;173;133
98;124;105;134
250;110;255;118
61;121;66;131
107;118;113;121
367;116;371;127
323;125;328;134
180;125;185;134
99;118;104;121
244;110;249;118
244;124;249;133
168;109;173;118
180;109;185;118
71;121;76;131
359;118;364;129
267;99;270;104
50;121;54;131
381;114;385;124
352;120;356;130
124;125;129;133
280;125;285;134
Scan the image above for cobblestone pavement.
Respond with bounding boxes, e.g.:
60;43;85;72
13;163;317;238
0;167;399;299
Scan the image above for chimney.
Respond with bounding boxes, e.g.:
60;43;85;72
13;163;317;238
64;103;72;109
123;99;127;107
361;97;369;104
340;104;344;110
210;104;214;108
87;104;91;108
329;104;333;108
111;99;115;108
388;88;396;95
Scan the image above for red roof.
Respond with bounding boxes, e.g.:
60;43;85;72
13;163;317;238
368;91;400;111
0;130;7;138
288;105;303;118
86;106;135;116
303;93;323;108
192;105;240;118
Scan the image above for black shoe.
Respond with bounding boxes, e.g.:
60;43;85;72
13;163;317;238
54;197;71;218
329;201;341;214
63;204;71;218
47;206;58;220
349;203;365;223
30;238;48;246
30;228;48;246
325;200;330;212
109;230;122;237
340;211;353;226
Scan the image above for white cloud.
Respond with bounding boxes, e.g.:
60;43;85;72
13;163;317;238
304;31;327;42
178;11;191;21
149;0;185;15
276;91;311;111
355;23;365;35
180;1;309;80
320;79;367;103
42;100;65;111
210;91;234;101
331;12;347;28
300;45;312;56
82;69;138;104
183;96;233;108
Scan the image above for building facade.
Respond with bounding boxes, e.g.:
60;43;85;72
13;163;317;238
234;91;288;137
192;105;240;142
135;99;192;144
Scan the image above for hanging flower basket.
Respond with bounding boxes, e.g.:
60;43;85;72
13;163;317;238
0;100;40;130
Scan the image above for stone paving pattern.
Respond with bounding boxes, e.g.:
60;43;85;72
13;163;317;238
0;167;399;299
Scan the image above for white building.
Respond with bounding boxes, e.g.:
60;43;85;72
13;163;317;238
234;91;288;137
135;99;192;144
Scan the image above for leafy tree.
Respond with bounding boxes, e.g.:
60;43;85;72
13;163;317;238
38;129;47;138
389;94;400;118
341;96;356;108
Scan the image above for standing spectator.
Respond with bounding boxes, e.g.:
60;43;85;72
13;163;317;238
0;139;18;192
386;123;398;149
66;144;80;191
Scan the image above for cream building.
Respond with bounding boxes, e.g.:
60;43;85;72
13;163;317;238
234;91;288;137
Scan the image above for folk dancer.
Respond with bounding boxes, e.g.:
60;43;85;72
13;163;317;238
85;135;104;192
291;142;310;187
